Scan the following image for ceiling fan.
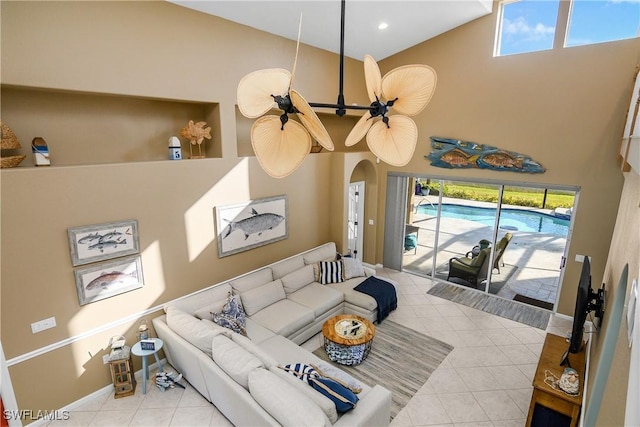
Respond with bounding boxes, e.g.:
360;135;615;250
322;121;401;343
237;18;334;178
237;0;437;178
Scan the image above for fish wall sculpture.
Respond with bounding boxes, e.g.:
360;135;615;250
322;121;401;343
426;136;545;173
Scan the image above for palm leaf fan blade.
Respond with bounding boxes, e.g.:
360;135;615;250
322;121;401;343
237;69;292;118
364;55;382;103
381;65;437;116
345;112;374;147
290;89;334;151
251;116;311;178
366;115;417;166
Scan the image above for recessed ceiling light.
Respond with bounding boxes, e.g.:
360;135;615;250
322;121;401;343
378;22;388;30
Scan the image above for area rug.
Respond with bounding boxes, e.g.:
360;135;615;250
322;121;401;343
313;320;453;419
427;282;551;330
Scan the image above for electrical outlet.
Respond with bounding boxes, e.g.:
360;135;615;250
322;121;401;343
31;316;56;334
368;219;374;225
102;355;109;364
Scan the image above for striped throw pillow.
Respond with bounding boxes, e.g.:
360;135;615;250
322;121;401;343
318;260;344;284
281;363;318;384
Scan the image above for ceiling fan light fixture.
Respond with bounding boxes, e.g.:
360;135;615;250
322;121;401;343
366;115;418;167
290;89;335;151
381;65;437;116
236;0;437;178
251;116;311;178
237;69;291;118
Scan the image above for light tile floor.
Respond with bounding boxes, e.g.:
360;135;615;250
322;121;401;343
41;267;572;427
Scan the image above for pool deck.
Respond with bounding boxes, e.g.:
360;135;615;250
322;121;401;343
402;197;567;307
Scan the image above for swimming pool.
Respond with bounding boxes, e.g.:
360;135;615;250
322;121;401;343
416;203;570;236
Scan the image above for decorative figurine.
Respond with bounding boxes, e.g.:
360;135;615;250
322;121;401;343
168;136;182;160
32;137;50;166
179;120;211;159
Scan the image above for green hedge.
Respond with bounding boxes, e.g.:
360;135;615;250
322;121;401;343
423;182;573;210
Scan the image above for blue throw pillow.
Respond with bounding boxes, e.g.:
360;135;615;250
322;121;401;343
212;291;247;336
309;377;359;413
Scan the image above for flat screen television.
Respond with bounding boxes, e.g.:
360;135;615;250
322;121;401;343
561;256;605;366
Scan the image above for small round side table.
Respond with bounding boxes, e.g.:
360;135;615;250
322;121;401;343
131;338;164;394
322;315;375;365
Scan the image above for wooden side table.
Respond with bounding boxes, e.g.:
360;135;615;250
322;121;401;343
322;315;375;365
526;333;586;427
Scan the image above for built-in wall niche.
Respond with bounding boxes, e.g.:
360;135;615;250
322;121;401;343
235;106;362;157
1;86;221;167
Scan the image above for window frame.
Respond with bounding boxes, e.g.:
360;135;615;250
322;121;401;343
494;0;638;57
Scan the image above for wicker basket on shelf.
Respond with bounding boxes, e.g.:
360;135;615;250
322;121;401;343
1;121;26;168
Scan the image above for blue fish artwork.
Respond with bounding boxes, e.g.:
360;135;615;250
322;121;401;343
426;136;545;173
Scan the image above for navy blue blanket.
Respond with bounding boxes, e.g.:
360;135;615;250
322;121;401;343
354;276;397;323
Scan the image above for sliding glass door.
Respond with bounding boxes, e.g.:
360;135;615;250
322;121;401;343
400;176;576;310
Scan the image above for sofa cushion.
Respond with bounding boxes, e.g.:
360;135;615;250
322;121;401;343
231;268;274;294
281;264;316;295
248;368;328;427
287;283;344;317
192;285;234;320
318;260;344;284
165;306;226;358
211;334;264;389
342;257;366;279
211;290;247;335
258;335;370;395
250;299;314;337
240;279;286;316
229;332;278;368
270;256;305;279
245;318;276;343
303;242;337;264
171;283;232;316
270;366;338;423
328;278;379;311
314;360;365;394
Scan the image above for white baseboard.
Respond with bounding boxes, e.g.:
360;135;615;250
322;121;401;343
25;357;168;426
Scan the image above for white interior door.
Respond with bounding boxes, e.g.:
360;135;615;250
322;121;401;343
348;181;365;259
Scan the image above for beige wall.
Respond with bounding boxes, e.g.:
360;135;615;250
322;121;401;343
0;0;366;412
1;0;639;420
588;171;639;426
373;4;639;423
374;7;638;316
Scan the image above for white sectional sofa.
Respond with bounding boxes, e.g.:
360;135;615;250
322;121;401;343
153;242;396;426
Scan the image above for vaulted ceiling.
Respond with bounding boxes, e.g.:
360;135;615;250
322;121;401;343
168;1;493;60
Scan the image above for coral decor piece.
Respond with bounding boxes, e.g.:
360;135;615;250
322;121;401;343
179;120;211;159
427;136;545;173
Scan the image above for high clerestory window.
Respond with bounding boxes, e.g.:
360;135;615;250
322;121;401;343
495;0;640;57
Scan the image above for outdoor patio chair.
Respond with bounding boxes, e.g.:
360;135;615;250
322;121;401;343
447;247;491;288
492;232;512;273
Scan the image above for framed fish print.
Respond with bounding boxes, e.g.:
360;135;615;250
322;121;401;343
67;219;139;266
74;255;144;305
215;195;288;257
